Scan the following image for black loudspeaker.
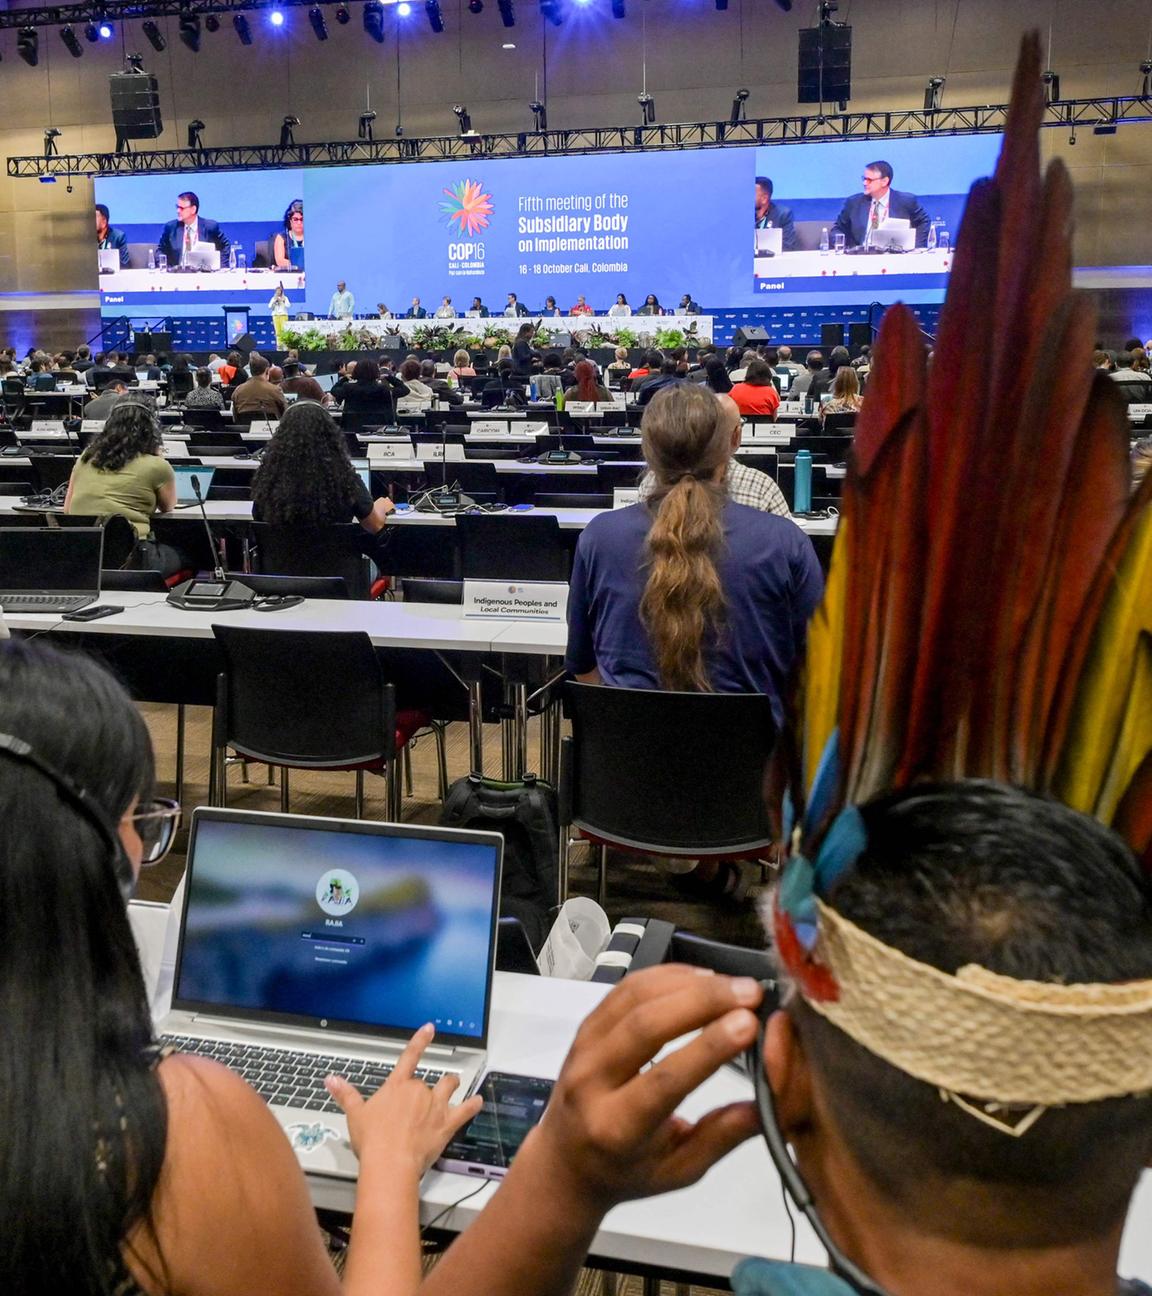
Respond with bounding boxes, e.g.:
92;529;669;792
380;335;404;351
233;332;257;355
848;323;872;355
109;72;163;140
821;323;844;351
798;24;852;104
734;326;771;347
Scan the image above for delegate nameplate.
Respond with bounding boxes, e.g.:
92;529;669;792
462;580;569;622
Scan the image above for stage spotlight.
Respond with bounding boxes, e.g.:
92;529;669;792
60;27;84;57
43;128;61;156
204;14;220;30
453;103;473;134
497;0;515;26
142;20;166;50
280;115;300;147
98;22;114;38
773;0;793;8
1042;68;1061;103
84;23;101;41
397;2;412;15
468;0;483;11
17;28;39;66
270;10;285;26
540;0;563;24
529;99;547;130
637;91;655;124
179;13;202;51
730;87;749;123
187;119;205;147
1142;60;1152;98
335;4;351;21
611;0;625;16
363;1;386;42
358;110;376;139
233;14;253;43
425;1;444;31
125;51;145;70
309;7;329;38
924;75;945;111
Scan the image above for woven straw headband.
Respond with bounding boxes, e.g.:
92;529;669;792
797;899;1152;1113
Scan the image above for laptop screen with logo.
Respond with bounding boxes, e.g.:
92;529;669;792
0;527;103;592
173;809;503;1046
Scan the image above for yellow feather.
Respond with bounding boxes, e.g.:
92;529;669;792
1054;499;1152;822
802;513;850;796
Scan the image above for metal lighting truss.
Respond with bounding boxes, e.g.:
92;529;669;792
9;94;1152;180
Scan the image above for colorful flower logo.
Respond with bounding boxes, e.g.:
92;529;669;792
440;178;494;237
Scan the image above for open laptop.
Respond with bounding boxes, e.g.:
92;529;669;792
171;464;217;508
755;226;784;257
98;248;121;274
187;242;222;270
869;218;916;252
0;526;102;613
158;807;504;1178
350;458;372;493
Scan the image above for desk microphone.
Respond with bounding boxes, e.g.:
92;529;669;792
539;404;582;465
165;473;257;611
429;417;461;510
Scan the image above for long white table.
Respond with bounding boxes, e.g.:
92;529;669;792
292;313;714;344
755;248;952;278
99;267;307;295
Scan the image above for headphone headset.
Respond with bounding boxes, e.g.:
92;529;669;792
0;731;134;901
746;981;892;1296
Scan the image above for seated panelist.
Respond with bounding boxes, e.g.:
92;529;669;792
832;160;930;248
156;190;231;266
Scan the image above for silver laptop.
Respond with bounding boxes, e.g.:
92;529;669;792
158;807;503;1178
98;248;121;274
755;226;784;257
170;464;217;508
0;526;102;614
187;242;222;270
869;218;915;251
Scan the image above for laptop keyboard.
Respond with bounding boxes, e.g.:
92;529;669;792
162;1034;446;1111
0;594;89;612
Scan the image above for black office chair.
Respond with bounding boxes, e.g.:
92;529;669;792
495;915;541;972
535;493;612;510
559;682;777;903
249;522;375;599
455;512;569;581
401;577;463;604
820;412;857;436
102;567;167;593
181;408;227;429
51;513;137;570
181;429;246;449
211;625;429;818
596;462;645;492
451;462;502;501
223;571;349;599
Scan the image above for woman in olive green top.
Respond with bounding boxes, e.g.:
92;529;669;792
66;403;179;571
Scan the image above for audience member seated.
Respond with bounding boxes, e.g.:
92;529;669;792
563;359;613;405
395;358;434;403
703;356;733;394
83;379;130;421
0;639;482;1296
167;354;196;399
729;359;781;420
26;359;57;391
728;349;759;383
65;402;180;573
331;357;408;428
606;346;631;373
635;358;683;407
566;382;821;719
481;359;526;409
421;359;462;405
820;363;863;421
448;349;476;383
415;785;1152;1296
231;354;287;419
791;350;831;401
252;402;394;537
627;349;661;381
184;367;225;410
217;350;245;385
536;352;565;400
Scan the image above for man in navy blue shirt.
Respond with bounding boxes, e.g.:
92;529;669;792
565;383;822;728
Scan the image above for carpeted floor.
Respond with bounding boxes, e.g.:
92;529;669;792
137;701;771;950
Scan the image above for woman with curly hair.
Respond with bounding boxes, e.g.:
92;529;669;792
252;401;394;533
66;401;179;568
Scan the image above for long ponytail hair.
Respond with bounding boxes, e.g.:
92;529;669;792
639;383;730;691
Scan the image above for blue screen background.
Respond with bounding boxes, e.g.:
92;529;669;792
176;818;499;1040
96;134;1003;317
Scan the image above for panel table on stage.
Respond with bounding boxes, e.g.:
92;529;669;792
98;268;306;296
295;313;714;342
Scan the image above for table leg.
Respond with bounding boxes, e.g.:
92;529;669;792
468;680;484;778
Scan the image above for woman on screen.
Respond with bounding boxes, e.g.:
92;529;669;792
65;402;182;573
608;293;631;318
636;294;663;317
0;637;481;1296
271;198;304;271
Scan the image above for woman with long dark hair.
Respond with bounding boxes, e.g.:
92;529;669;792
253;401;393;532
566;382;822;705
703;355;732;393
511;322;541;376
272;197;305;270
66;401;178;568
0;639;481;1294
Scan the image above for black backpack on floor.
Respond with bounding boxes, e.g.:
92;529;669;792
439;774;559;952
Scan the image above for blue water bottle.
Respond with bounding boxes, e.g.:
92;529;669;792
793;448;813;514
529;377;538;401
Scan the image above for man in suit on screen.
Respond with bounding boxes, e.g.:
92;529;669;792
832;160;931;248
754;176;798;251
156;191;231;266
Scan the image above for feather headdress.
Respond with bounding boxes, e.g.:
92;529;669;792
774;32;1152;1035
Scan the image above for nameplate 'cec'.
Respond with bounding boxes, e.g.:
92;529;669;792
462;580;569;622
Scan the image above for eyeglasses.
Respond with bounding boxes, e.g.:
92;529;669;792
130;798;181;866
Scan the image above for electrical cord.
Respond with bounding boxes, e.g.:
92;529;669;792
420;1178;490;1238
